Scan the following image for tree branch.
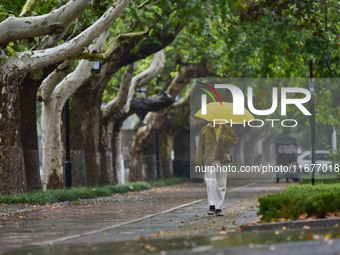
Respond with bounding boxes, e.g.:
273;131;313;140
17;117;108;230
172;82;198;108
72;30;149;61
125;23;182;65
19;0;37;17
138;0;152;8
166;58;211;99
52;31;109;102
123;50;165;112
0;0;91;45
3;0;131;79
141;59;211;129
128;91;173;120
102;63;136;119
102;50;165;119
40;60;74;101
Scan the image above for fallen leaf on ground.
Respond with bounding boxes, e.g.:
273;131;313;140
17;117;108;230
299;213;308;220
147;231;164;238
312;234;321;240
324;233;332;239
145;244;156;252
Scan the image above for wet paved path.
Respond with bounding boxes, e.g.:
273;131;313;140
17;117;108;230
1;179;340;255
0;179;289;254
61;180;286;244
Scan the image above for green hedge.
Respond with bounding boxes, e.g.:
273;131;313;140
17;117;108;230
300;177;340;185
258;183;340;222
0;177;187;205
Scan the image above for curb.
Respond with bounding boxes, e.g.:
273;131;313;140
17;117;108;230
241;218;340;231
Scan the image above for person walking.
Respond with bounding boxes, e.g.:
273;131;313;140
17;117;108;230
195;122;238;216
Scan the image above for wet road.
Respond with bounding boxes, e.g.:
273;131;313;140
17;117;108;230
2;178;339;254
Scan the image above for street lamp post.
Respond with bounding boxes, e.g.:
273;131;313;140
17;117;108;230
64;61;100;187
309;60;316;185
65;99;72;188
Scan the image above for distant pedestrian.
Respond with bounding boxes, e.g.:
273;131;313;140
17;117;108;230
195;122;238;216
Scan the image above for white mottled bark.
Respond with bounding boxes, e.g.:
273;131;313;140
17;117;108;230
102;50;165;118
172;82;197;107
114;130;125;184
101;50;165;184
0;0;91;45
41;97;63;189
129;60;210;181
2;0;132;80
19;0;37;17
122;50;165;113
40;60;74;99
41;31;108;189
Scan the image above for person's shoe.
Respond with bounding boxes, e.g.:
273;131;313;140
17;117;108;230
207;205;215;215
215;209;224;216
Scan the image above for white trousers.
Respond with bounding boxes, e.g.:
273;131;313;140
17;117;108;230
204;161;228;210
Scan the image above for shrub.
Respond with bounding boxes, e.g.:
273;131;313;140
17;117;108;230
0;178;184;205
258;183;340;222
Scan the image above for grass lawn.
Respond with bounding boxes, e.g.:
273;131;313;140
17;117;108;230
0;177;187;205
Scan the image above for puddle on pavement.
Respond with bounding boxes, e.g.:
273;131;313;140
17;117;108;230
2;226;340;255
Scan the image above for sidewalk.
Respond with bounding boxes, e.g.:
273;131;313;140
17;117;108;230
2;180;340;255
0;179;287;252
62;180;286;244
0;182;205;248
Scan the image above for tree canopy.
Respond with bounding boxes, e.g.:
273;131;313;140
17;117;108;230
0;0;339;194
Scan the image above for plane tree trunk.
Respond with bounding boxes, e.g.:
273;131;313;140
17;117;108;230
0;0;95;194
99;51;166;185
69;24;181;186
129;60;211;181
0;77;27;194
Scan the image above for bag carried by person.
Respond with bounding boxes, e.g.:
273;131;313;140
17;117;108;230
220;149;232;164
